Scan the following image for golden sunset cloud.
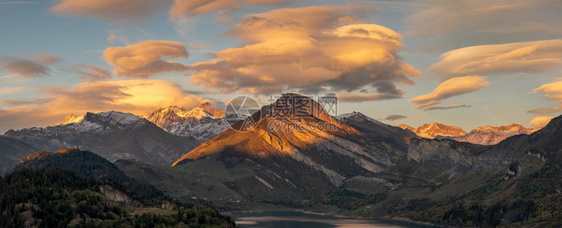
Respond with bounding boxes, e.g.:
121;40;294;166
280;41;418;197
190;5;419;97
0;80;207;132
529;116;555;128
430;39;562;78
409;76;490;109
529;80;562;114
103;40;190;78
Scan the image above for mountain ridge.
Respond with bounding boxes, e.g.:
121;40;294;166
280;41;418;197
399;122;537;145
0;135;39;174
95;95;562;226
4;111;200;166
143;103;228;142
173;93;364;165
161;94;413;206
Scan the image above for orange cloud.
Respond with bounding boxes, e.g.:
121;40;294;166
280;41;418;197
528;80;562;114
169;0;290;20
0;53;62;78
190;6;418;96
0;80;207;133
430;39;562;78
103;40;190;78
409;76;490;109
50;0;169;23
529;116;555;128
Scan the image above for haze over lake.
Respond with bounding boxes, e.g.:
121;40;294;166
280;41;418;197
228;211;439;228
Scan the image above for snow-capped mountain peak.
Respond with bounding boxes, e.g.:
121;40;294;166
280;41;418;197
470;123;535;136
6;111;147;142
54;111;142;128
92;111;142;126
143;103;228;142
183;107;213;119
144;107;185;127
54;114;85;126
400;122;538;145
452;123;537;145
413;122;467;139
397;124;415;132
4;111;199;166
146;103;224;121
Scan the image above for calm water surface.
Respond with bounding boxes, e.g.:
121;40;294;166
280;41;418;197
226;211;439;228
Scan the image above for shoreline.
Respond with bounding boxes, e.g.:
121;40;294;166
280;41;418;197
221;209;441;227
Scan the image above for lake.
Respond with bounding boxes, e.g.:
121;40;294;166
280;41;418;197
226;211;439;228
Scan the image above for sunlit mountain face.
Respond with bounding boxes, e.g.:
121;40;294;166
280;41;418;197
2;1;562;227
173;94;364;164
399;122;538;145
143;103;228;142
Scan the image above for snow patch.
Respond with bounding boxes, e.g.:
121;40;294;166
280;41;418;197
255;176;274;189
96;111;141;125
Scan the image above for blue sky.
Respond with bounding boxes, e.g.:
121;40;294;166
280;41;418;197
1;0;562;133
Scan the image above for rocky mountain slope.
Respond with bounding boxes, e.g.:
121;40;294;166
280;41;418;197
399;123;536;145
3;93;562;226
115;95;562;226
338;112;418;153
143;103;228;142
389;115;562;226
4;111;200;166
123;94;407;207
401;122;467;139
450;124;536;145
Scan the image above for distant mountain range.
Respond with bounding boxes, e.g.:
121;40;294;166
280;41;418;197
2;93;562;226
399;122;537;145
53;102;227;142
399;122;467;138
116;94;562;226
166;94;408;203
1;103;227;167
4;111;200;166
143;103;228;142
